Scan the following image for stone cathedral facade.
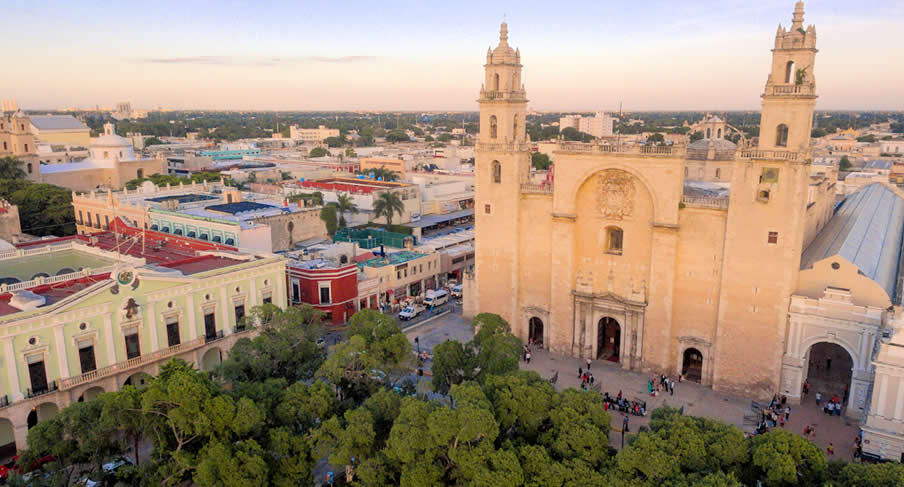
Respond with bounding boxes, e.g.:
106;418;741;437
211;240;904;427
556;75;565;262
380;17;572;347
473;2;904;459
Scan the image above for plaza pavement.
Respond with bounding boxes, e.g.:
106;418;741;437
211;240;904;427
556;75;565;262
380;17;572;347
401;310;860;458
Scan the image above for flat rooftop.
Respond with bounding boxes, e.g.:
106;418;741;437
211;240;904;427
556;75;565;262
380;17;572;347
357;251;427;268
404;208;474;229
0;248;116;283
298;177;411;194
205;201;281;215
146;193;218;204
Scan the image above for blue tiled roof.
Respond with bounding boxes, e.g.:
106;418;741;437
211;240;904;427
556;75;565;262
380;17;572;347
801;183;904;301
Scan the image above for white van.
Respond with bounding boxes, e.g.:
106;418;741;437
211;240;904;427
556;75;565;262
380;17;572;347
424;289;449;307
451;284;463;298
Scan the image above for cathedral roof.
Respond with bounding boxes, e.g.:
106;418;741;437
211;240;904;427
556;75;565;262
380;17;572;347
687;138;737;161
489;22;519;65
801;183;904;302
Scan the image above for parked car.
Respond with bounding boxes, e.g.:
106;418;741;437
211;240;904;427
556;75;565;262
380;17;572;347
424;289;449;307
0;454;55;481
79;456;136;487
451;284;463;298
399;304;425;321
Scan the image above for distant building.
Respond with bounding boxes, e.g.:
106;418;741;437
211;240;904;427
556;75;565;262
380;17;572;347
0;112;39;179
39;123;166;192
559;112;615;138
29;115;92;146
289;125;339;142
72;180;327;253
360;157;405;177
1;100;18;112
0;200;22;241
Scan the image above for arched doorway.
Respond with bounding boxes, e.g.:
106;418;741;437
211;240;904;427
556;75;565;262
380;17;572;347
806;342;853;407
78;386;105;402
0;418;15;460
201;348;223;372
27;402;59;429
682;348;703;383
528;317;544;346
597;317;621;362
123;372;153;389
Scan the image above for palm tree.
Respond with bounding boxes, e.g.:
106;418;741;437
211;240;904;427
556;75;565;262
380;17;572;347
373;191;404;226
335;193;359;228
0;157;27;180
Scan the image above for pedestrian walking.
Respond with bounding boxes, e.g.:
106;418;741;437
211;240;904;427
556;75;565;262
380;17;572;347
590;374;595;385
815;391;822;406
586;358;592;371
578;367;582;379
669;380;674;396
525;351;531;364
827;443;834;456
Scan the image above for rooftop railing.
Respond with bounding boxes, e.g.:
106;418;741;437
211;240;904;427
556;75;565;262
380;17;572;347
768;84;815;96
556;142;686;157
479;89;528;101
681;195;729;210
520;182;554;194
476;142;532;152
739;149;802;161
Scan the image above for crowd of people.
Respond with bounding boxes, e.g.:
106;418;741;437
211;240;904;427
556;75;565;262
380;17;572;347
602;390;647;416
647;373;678;396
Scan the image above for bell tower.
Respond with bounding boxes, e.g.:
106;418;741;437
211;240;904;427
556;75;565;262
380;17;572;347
758;1;817;152
473;22;531;327
712;2;817;399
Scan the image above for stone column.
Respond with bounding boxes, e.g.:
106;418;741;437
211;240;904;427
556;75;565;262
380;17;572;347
103;313;117;365
13;423;28;450
186;293;198;341
249;279;257;308
849;368;874;417
145;302;159;352
550;215;576;356
3;338;21;401
221;288;232;336
53;325;69;379
644;225;679;371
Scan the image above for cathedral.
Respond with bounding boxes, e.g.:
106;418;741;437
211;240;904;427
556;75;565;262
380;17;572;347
471;2;904;459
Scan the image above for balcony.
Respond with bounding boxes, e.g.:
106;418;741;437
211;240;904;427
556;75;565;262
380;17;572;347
477;141;531;153
767;84;815;97
479;89;527;102
58;335;210;390
25;381;59;399
205;330;225;343
739;149;802;161
520;182;554;195
681;195;729;210
556;142;686;158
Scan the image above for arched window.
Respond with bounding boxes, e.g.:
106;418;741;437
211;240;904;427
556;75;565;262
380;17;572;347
706;128;711;139
26;163;32;174
512;74;517;91
717;128;722;139
784;61;795;84
489;115;498;139
492;161;501;184
137;169;144;178
606;227;624;255
715;168;721;179
513;114;519;140
684;167;688;178
775;124;789;147
493;73;500;91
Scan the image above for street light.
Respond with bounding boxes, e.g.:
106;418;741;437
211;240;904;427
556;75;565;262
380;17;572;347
622;415;629;449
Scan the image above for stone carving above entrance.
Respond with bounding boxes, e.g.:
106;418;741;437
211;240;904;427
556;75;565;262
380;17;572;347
596;169;636;220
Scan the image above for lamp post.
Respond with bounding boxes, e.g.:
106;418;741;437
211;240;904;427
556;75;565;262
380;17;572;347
622;415;629;449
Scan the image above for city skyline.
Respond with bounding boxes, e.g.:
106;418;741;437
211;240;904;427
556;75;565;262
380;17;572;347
2;0;902;111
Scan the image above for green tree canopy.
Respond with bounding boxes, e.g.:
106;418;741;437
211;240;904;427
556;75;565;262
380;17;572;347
531;152;551;170
309;147;330;158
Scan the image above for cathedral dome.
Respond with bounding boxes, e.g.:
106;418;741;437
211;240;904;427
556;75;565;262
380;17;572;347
687;138;737;161
489;22;520;65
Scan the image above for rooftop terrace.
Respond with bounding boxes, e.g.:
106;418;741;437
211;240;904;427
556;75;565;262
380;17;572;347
357;251;427;268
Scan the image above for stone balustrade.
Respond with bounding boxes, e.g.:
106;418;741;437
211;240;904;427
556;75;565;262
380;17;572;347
739;149;802;161
681;195;730;210
520;182;554;194
556;142;686;157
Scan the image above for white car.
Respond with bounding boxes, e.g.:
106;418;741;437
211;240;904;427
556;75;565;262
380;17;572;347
451;284;463;298
399;304;425;321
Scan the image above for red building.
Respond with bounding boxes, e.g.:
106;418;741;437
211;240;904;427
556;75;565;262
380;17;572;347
286;260;359;325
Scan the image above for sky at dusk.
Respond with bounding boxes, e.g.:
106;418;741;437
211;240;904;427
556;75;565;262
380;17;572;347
2;0;902;112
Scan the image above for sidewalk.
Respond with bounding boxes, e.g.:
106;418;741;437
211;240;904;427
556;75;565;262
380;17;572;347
520;348;858;456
